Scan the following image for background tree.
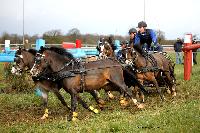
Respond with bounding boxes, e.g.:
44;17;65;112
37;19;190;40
67;28;81;42
1;32;10;44
155;29;165;44
43;29;63;44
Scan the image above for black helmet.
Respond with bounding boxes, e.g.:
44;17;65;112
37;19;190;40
137;21;147;28
129;28;137;34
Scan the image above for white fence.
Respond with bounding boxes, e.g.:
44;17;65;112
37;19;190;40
0;44;175;51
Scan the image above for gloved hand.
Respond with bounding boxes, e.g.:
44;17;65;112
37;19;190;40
151;42;155;47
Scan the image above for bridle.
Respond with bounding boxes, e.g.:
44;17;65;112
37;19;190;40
31;52;75;76
12;52;27;74
124;48;138;66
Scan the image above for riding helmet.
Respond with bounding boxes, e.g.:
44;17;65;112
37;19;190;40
137;21;147;28
129;28;137;34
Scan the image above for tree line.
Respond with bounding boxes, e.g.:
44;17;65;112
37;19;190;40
0;28;176;46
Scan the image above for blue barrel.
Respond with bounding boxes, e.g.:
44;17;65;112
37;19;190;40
84;49;98;56
67;48;86;58
0;52;15;62
36;39;45;50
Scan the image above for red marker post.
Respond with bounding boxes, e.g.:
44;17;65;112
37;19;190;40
182;34;192;80
182;34;200;80
75;39;82;48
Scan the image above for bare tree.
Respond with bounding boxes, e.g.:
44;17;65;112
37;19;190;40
67;28;80;36
67;28;81;42
43;29;62;37
43;29;63;44
156;30;165;44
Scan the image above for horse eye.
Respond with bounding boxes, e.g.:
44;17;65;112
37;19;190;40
14;57;20;63
36;60;41;64
35;57;41;64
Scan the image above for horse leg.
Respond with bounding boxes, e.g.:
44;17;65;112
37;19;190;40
157;71;171;94
76;94;99;114
164;72;176;97
131;86;140;100
89;90;105;108
137;79;145;103
67;89;99;121
68;92;78;121
152;78;164;101
52;89;71;111
39;89;49;120
108;79;144;108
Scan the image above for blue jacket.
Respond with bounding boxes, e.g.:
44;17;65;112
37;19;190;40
134;29;157;51
174;41;183;52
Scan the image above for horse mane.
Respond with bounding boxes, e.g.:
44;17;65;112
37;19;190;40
133;45;143;55
39;46;74;59
28;49;37;55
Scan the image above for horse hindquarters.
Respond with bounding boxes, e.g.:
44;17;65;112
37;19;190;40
108;68;141;105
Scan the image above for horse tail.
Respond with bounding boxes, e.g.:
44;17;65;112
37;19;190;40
160;52;176;84
123;67;147;94
169;62;176;84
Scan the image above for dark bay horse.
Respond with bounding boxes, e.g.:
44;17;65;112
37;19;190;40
30;47;143;121
11;47;71;119
122;47;176;102
11;47;104;119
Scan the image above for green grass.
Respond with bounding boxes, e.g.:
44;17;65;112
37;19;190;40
0;53;200;133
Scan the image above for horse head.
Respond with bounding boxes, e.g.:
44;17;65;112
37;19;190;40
11;47;37;75
121;47;137;66
30;46;74;77
98;36;116;59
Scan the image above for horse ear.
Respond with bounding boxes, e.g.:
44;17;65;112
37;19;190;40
40;46;44;50
19;46;22;51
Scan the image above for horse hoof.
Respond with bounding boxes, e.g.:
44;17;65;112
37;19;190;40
98;99;106;105
136;103;145;109
93;109;99;114
167;89;171;94
89;106;99;114
172;92;177;97
72;117;77;121
108;92;115;99
40;115;48;120
120;99;129;106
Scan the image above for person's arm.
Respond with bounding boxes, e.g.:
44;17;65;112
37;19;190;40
134;34;140;46
149;29;157;44
174;43;176;49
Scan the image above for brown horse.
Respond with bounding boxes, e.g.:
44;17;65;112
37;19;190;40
30;47;143;121
122;47;176;102
98;38;148;102
11;47;104;119
96;37;122;100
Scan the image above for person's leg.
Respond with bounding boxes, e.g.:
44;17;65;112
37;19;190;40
176;52;179;64
179;52;183;64
193;53;197;65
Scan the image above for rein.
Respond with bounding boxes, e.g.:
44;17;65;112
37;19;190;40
127;50;159;73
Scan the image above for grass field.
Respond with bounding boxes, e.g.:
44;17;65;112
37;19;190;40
0;53;200;133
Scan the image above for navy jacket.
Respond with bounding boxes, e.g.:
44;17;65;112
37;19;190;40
174;41;183;52
134;29;157;51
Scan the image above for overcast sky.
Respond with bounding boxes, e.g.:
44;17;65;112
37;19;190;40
0;0;200;39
